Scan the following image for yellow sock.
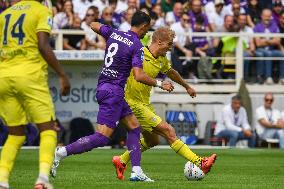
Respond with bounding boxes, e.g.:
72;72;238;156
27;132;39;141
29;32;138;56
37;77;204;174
120;138;150;164
170;139;201;165
0;135;25;183
39;130;57;176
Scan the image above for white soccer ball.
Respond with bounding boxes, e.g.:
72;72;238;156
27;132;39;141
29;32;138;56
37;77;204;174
184;161;205;181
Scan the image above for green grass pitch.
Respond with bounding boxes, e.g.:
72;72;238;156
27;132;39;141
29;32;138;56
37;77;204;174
7;148;284;189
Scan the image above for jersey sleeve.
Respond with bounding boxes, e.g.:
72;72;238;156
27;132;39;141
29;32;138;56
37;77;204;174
36;7;53;34
131;43;144;68
161;57;171;73
99;25;113;40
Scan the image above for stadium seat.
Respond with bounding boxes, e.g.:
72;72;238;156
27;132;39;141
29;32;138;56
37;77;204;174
265;138;280;149
166;111;198;145
204;121;227;146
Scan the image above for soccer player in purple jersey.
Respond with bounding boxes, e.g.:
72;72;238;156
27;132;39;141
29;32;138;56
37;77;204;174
51;11;174;182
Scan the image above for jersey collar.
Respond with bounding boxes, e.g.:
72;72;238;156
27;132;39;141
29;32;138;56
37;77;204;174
128;30;140;39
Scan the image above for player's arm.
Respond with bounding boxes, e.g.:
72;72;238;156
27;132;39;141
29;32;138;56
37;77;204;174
90;22;102;34
258;118;277;128
132;67;174;92
37;32;70;96
166;68;196;97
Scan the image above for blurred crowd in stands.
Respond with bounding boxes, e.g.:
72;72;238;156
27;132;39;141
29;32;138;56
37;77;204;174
1;0;284;83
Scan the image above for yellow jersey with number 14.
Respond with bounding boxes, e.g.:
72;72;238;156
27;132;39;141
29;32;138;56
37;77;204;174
0;0;53;78
125;47;171;105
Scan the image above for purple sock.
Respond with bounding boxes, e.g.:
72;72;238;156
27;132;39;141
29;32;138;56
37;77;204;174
66;132;109;156
126;127;141;166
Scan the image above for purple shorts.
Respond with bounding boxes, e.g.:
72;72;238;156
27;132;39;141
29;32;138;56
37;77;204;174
96;84;132;129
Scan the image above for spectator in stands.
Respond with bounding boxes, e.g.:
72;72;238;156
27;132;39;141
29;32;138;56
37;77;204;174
223;0;246;16
152;4;166;30
115;0;128;14
238;14;256;82
127;0;139;11
208;0;226;32
213;15;234;49
119;7;135;31
81;6;106;50
170;12;194;79
254;9;284;85
215;95;256;147
73;0;92;20
140;0;154;13
51;0;62;16
109;0;124;28
161;0;174;13
272;0;283;26
53;0;74;29
246;0;263;28
100;7;116;28
279;11;284;50
0;0;8;13
63;16;87;50
256;92;284;149
192;16;210;79
165;2;183;26
149;11;158;31
92;0;108;16
189;0;210;32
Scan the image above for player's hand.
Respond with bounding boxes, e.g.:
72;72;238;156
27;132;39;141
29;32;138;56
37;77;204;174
59;75;71;96
186;87;196;98
161;81;174;92
243;130;253;137
276;119;284;129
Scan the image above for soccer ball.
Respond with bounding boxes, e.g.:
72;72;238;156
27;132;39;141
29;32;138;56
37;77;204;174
184;161;205;181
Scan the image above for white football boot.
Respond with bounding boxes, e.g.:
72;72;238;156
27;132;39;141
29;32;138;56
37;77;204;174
50;146;66;178
129;171;154;182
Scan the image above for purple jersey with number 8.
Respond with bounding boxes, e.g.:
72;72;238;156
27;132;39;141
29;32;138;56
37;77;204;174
97;25;144;95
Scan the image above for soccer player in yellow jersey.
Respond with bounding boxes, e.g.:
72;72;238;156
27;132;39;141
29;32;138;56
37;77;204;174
112;27;217;180
0;0;70;189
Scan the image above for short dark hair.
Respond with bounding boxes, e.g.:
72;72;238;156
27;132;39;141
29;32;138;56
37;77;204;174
131;11;151;27
232;95;242;101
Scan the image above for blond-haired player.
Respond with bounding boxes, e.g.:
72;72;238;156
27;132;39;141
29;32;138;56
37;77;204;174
112;27;217;180
0;0;70;188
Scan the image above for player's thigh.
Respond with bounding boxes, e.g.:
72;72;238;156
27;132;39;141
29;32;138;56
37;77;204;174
120;113;139;130
260;129;277;139
17;76;55;124
0;77;28;126
96;89;125;129
129;102;162;133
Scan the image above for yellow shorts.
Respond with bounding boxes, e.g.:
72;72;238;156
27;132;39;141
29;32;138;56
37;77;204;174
126;99;162;133
0;74;55;126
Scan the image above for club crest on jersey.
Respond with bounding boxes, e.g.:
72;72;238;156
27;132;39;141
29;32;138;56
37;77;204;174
47;16;53;27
